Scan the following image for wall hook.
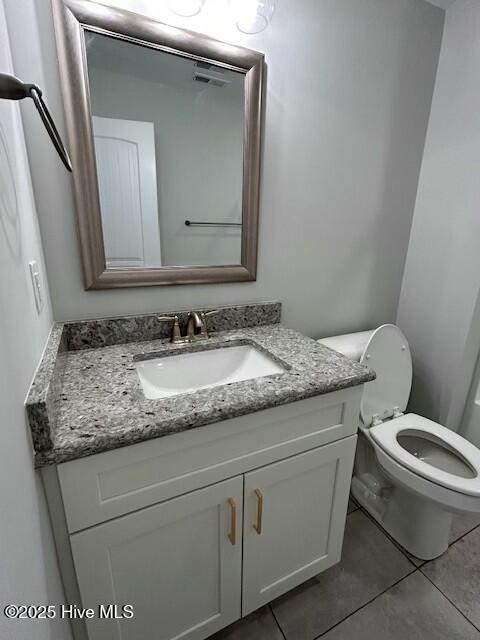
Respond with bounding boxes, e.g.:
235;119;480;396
0;73;72;172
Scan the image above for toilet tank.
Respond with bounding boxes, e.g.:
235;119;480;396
318;330;375;362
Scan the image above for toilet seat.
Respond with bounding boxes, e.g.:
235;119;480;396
370;413;480;497
359;324;412;427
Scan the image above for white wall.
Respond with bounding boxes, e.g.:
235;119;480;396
0;3;71;639
397;0;480;428
6;0;444;338
426;0;456;9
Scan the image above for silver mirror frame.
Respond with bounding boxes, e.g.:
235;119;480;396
51;0;264;289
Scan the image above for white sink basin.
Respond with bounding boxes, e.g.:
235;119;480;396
135;344;286;399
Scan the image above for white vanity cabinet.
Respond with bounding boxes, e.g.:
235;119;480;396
43;386;363;640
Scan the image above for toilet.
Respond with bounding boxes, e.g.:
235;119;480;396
318;324;480;560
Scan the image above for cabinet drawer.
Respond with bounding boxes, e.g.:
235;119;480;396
59;387;362;533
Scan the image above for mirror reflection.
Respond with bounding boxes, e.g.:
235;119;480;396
85;31;245;269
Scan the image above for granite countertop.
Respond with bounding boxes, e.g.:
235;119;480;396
26;303;375;467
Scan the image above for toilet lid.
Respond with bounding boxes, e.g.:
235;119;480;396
370;413;480;497
359;324;412;427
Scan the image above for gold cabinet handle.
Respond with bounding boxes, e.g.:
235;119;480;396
253;489;263;535
227;498;237;545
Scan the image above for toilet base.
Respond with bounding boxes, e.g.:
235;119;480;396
352;474;452;560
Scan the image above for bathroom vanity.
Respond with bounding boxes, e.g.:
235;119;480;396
27;303;374;640
30;17;376;634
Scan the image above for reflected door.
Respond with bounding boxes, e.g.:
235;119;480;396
93;116;161;268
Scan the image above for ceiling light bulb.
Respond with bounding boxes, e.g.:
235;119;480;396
168;0;206;17
229;0;275;34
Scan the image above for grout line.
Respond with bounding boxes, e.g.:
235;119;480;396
269;515;480;640
269;603;288;640
359;503;480;562
355;508;480;632
448;521;480;548
348;495;360;511
311;567;419;639
264;515;480;640
271;505;415;640
357;506;424;568
420;570;480;633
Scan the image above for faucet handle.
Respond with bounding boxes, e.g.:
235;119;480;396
157;315;182;342
199;309;219;338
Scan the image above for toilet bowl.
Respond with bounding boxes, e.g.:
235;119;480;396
318;324;480;560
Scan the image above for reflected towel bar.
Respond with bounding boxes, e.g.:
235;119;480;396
185;220;242;227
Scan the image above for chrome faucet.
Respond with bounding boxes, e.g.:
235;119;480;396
158;310;218;344
158;314;184;343
186;312;204;341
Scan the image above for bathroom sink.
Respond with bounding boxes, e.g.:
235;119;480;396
135;344;286;399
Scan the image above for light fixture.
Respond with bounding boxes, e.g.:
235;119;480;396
168;0;206;17
229;0;275;34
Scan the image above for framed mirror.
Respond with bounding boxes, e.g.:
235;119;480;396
52;0;264;288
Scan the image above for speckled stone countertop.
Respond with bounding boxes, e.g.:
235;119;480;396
26;302;374;467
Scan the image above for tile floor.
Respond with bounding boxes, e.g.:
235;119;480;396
210;498;480;640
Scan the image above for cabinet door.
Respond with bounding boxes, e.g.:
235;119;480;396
242;436;356;615
70;477;243;640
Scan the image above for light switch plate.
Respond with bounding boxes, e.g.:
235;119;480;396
29;260;44;313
